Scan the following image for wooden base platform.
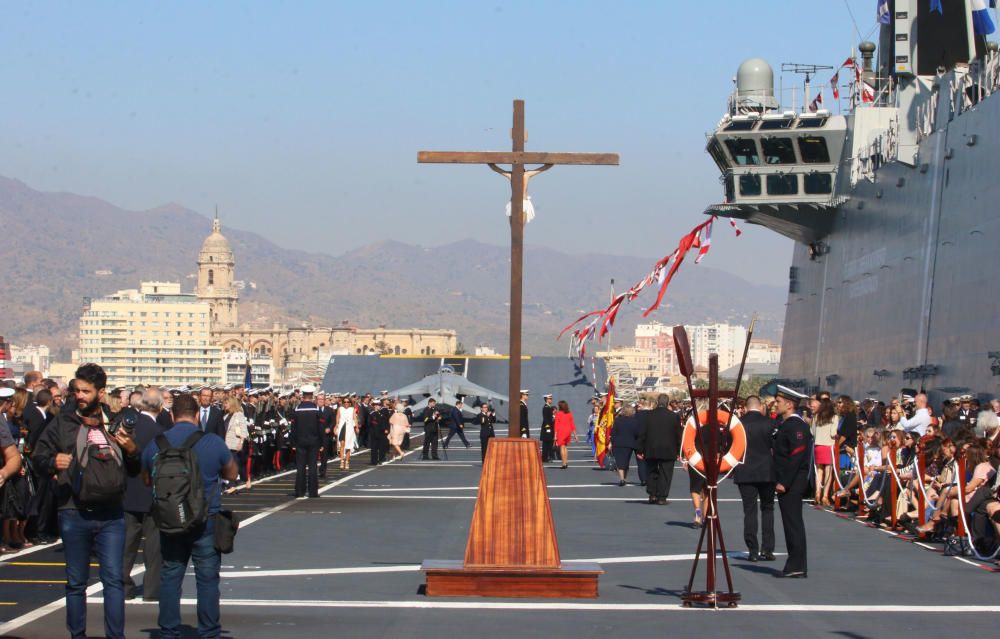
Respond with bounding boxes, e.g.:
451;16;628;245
422;560;604;598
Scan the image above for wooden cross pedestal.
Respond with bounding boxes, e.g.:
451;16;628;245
418;100;617;598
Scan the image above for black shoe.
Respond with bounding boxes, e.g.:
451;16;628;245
746;552;759;562
142;596;159;602
648;496;657;504
656;499;668;505
640;481;647;487
308;494;320;499
759;551;776;561
776;570;807;578
618;480;626;487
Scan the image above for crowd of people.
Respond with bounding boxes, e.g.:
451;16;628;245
3;362;997;637
795;390;1000;563
588;385;1000;575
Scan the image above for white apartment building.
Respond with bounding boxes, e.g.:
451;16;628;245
79;281;223;388
683;323;748;371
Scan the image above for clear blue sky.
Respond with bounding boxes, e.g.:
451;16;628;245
1;1;883;286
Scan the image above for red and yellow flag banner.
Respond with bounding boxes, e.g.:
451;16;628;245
595;378;616;468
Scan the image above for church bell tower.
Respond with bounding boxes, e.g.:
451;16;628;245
195;216;239;328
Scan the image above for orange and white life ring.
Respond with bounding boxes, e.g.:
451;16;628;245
681;410;747;476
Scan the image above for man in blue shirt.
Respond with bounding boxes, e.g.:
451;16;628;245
142;393;236;639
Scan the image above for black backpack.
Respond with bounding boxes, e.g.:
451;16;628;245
151;432;207;534
71;425;126;505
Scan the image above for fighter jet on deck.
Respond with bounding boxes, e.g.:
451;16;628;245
389;366;508;418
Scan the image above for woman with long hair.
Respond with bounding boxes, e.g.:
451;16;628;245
554;400;578;469
223;396;250;492
812;397;837;506
337;397;358;470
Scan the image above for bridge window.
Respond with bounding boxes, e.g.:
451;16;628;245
707;138;730;170
724;138;759;166
739;174;762;196
804;172;833;194
798;136;831;163
761;137;796;164
796;116;828;128
723;120;756;131
759;118;794;130
766;174;798;195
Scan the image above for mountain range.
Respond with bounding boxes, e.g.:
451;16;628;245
0;176;786;360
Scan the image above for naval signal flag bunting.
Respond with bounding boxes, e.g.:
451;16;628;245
972;0;996;35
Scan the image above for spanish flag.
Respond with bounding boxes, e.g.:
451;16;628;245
595;378;615;468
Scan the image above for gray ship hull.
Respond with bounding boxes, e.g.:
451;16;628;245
779;88;1000;402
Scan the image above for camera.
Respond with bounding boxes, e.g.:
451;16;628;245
108;412;137;437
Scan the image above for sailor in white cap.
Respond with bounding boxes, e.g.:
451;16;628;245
519;390;531;438
767;383;812;578
540;394;555;462
291;385;321;498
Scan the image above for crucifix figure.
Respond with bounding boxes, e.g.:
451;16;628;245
419;99;618;437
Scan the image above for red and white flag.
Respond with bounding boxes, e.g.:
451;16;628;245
808;91;824;113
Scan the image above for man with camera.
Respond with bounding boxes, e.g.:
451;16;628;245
32;363;141;639
421;398;442;460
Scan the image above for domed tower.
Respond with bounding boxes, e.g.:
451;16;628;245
195;216;238;328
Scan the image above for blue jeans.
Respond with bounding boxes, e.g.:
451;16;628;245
159;518;221;639
58;508;127;639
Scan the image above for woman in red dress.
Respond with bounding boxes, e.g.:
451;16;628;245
554;400;578;469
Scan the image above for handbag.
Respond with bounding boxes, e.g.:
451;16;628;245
214;509;240;554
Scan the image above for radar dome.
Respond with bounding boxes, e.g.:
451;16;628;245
735;58;778;113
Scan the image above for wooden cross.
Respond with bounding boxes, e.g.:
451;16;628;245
419;99;618;437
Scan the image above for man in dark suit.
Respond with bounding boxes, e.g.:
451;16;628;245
733;396;777;562
317;392;336;477
442;400;470;448
156;388;174;430
519;390;530;438
123;389;168;600
636;393;683;504
197;387;226;438
770;384;812;578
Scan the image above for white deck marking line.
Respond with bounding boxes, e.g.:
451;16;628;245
323;495;744;501
353;484;618;491
815;500;999;571
106;599;1000;613
0;437;424;636
216;552;788;578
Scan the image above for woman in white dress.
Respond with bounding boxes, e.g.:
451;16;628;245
337;397;359;469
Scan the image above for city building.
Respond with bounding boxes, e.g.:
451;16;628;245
633;322;680;377
201;218;457;385
76;218;461;388
79;281;223;388
683;323;748;371
747;338;782;364
8;343;51;376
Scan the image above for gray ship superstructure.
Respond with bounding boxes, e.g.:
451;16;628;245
705;2;1000;402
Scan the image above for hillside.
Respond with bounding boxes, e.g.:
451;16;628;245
0;176;785;358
